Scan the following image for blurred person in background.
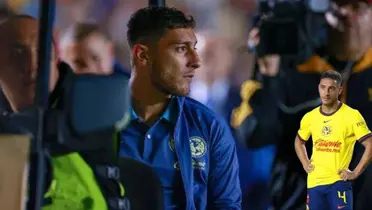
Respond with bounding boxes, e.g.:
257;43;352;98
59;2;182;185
230;50;281;210
249;0;372;209
60;22;129;75
17;0;92;30
120;6;241;209
0;5;15;113
0;15;144;210
189;32;241;120
0;16;59;112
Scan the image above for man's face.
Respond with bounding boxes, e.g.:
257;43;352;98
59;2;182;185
0;18;59;109
328;1;372;54
61;33;114;75
148;28;201;96
318;78;342;106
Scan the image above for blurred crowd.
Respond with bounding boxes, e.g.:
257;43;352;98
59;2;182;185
5;0;256;78
1;0;372;209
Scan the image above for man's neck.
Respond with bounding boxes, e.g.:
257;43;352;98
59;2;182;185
130;76;171;125
321;101;341;114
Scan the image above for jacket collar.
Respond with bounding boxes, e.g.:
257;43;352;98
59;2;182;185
130;96;182;124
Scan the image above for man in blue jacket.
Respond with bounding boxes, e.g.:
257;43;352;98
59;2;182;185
120;6;242;209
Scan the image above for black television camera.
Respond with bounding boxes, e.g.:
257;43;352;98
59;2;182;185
255;0;330;57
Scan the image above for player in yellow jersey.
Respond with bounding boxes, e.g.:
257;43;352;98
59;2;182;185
294;70;372;210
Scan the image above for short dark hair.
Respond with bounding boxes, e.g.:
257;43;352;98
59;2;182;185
320;70;342;86
0;14;37;43
64;22;111;42
126;7;196;48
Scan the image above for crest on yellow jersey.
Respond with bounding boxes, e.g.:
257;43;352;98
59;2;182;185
321;125;332;137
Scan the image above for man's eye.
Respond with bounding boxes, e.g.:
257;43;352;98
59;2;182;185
176;46;187;53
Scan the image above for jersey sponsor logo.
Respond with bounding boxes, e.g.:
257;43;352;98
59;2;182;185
356;121;366;127
314;139;342;153
173;160;206;171
321;125;332;137
323;119;332;123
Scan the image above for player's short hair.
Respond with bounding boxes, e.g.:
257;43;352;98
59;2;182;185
0;14;37;45
126;7;196;48
0;14;35;27
320;70;343;86
62;22;111;43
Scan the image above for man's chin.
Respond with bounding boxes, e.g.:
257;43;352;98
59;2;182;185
321;101;336;106
172;91;189;97
171;87;190;97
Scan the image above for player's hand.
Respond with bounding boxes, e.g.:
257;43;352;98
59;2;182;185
303;162;315;173
248;28;281;76
338;169;358;181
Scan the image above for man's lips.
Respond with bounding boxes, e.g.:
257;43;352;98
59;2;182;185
183;72;195;78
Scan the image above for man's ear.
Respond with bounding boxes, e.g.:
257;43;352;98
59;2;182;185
132;44;149;64
338;86;343;96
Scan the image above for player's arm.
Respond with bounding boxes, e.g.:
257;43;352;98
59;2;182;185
294;113;314;173
353;136;372;176
351;111;372;177
207;118;241;209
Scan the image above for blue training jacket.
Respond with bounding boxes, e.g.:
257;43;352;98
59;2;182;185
165;96;241;209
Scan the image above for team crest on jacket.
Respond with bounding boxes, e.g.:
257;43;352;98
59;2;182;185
190;136;207;158
321;125;332;137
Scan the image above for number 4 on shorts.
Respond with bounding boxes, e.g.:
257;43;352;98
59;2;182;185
337;191;347;204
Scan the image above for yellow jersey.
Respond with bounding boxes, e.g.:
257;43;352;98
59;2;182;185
297;103;372;188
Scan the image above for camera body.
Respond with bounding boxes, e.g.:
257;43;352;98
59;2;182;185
256;0;329;57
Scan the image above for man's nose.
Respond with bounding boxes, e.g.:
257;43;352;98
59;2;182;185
189;50;201;69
